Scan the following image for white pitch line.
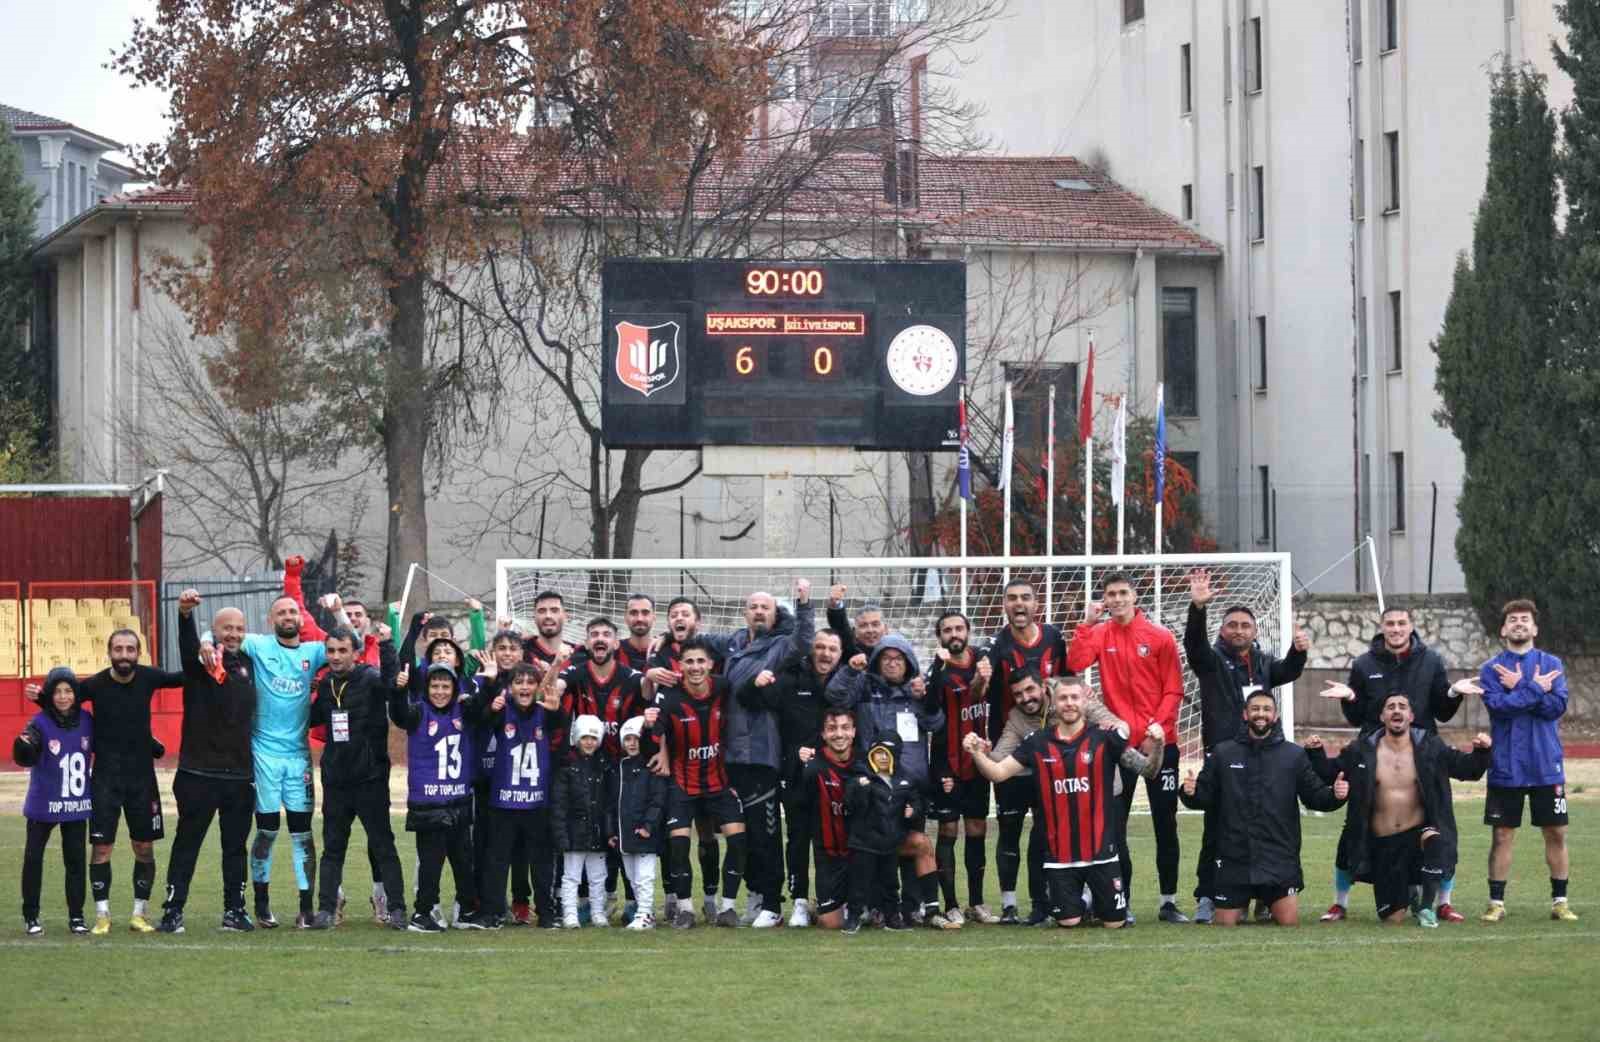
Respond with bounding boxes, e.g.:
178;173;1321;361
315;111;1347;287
0;928;1581;959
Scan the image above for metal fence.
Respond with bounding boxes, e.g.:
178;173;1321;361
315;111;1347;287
158;575;285;669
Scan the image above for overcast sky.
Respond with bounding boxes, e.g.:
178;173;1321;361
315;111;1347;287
0;0;167;169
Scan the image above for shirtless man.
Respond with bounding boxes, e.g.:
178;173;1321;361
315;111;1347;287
1309;693;1490;927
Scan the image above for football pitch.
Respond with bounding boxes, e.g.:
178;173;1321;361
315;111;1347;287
3;802;1594;1042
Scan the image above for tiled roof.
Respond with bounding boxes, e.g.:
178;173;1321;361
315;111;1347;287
1;102;122;148
82;149;1218;255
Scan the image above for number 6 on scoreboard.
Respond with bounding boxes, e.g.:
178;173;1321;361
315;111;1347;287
736;345;755;376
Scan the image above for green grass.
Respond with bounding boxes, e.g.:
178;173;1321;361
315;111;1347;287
4;807;1595;1042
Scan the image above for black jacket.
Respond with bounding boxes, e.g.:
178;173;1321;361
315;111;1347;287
309;640;399;786
825;635;943;791
608;754;667;855
1311;729;1490;879
552;751;614;852
707;601;815;770
1179;731;1343;888
176;611;256;778
737;652;838;786
827;601;869;661
1184;603;1306;751
1344;632;1460;735
843;734;922;855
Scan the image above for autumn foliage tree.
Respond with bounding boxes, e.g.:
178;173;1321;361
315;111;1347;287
115;0;768;596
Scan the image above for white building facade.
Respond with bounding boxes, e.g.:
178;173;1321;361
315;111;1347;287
950;0;1572;593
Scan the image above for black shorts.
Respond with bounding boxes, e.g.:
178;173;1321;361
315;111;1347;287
1044;862;1126;923
1369;826;1429;919
665;785;742;831
814;851;850;915
1484;784;1569;829
931;777;991;823
90;766;165;844
1213;883;1297;911
995;776;1033;821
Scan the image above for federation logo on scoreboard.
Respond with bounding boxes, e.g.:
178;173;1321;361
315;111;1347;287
614;320;682;398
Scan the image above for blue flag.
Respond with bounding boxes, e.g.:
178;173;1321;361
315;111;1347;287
1153;383;1167;503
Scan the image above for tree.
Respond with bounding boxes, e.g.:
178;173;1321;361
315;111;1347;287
0;120;47;479
115;0;763;596
1432;63;1594;646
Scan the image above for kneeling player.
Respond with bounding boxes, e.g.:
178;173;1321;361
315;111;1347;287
1178;690;1347;925
648;639;749;928
966;678;1126;928
799;708;859;929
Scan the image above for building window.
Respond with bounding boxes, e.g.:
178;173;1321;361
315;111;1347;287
1353;0;1364;61
1358;295;1369;378
1172;451;1200;489
1246;18;1263;92
1390;452;1406;531
1257;465;1271;542
1161;288;1199;417
1384;131;1401;212
1180;44;1193;114
1224;23;1233;100
1006;363;1079;456
1253;315;1268;392
1383;0;1398;52
1181;183;1194;220
1123;0;1144;25
1250;165;1265;241
1389;290;1403;370
1354;137;1366;216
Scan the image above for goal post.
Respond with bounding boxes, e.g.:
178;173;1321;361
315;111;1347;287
496;552;1296;763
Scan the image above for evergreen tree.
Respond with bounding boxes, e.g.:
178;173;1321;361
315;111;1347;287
1432;64;1593;647
0;121;47;479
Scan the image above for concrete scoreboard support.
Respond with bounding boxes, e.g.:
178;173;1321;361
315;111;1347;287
701;446;856;559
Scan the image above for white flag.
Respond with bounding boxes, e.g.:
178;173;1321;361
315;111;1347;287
998;382;1015;490
1109;394;1127;507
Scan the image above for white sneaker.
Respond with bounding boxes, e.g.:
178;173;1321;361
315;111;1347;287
430;904;444;926
626;911;656;930
562;913;580;929
751;909;783;929
943;906;966;927
589;902;610;928
965;904;1002;924
740;896;763;926
788;898;812;928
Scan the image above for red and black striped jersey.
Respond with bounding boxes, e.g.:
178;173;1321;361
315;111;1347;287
931;653;987;781
1013;725;1125;867
616;639;654;672
648;639;724;677
555;659;636;750
652;677;731;796
523;636;579;669
984;623;1069;738
599;671;649;760
803;750;855;857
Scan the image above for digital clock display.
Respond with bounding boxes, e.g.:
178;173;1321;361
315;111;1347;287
746;268;825;297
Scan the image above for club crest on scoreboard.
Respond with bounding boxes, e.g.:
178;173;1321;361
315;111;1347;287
615;320;683;398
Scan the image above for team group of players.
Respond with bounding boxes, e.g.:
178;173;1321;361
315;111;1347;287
14;559;1577;935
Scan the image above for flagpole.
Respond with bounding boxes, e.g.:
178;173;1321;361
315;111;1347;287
1154;382;1166;623
1114;395;1126;556
1045;383;1055;620
958;382;969;615
1002;381;1014;585
1081;337;1095;617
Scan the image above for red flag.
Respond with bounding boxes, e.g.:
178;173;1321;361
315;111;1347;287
1077;344;1095;443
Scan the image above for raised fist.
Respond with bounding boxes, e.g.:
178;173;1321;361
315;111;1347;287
848;653;867;671
755;670;776;688
794;577;811;603
1084;600;1105;625
1181;770;1197;797
829;583;847;605
643;706;661;728
465;597;483;613
797;746;815;764
1293;629;1311;653
178;589;202;615
373;623;393;643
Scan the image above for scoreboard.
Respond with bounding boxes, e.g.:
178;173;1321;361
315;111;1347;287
600;258;965;450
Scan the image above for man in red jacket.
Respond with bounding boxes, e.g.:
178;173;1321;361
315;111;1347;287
1067;571;1187;924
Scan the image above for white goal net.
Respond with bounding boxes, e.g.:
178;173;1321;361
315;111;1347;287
496;553;1295;764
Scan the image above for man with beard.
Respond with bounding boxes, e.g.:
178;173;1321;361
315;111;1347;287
1317;606;1478;921
1183;568;1310;922
644;596;724;922
556;617;646;921
1179;691;1347;925
617;594;656;671
28;629;184;933
523;590;580;677
703;580;814;927
927;611;995;924
826;585;885;661
1309;693;1491;927
738;627;845;926
966;679;1129;929
983;579;1068;924
797;707;859;929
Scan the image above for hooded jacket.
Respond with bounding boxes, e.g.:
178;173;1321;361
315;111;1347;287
1311;728;1489;880
709;599;815;770
176;609;256;778
1479;647;1567;788
552;749;614;852
308;638;400;786
1343;631;1460;735
1178;729;1343;888
18;667;95;823
13;667;88;766
825;633;944;790
609;751;667;855
1184;602;1306;751
843;734;922;854
736;650;838;785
